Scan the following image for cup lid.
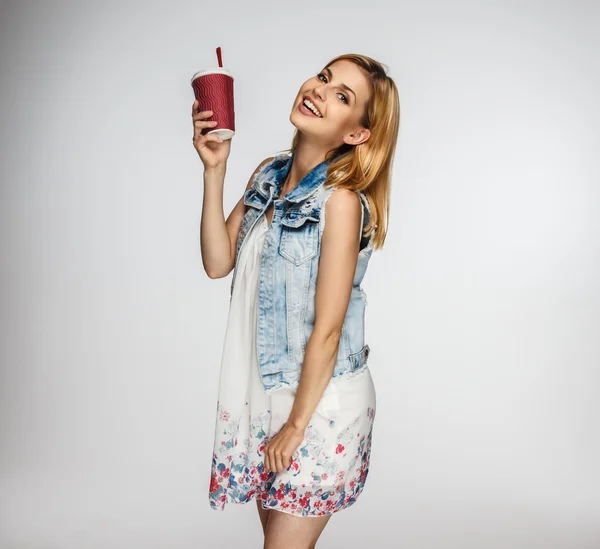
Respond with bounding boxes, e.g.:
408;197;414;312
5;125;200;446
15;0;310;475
191;68;233;83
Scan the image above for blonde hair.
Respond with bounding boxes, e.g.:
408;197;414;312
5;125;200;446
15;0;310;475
284;53;400;250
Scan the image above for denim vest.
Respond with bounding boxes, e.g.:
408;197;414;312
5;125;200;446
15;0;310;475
230;152;374;393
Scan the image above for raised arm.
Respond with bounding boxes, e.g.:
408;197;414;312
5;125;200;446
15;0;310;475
201;157;273;279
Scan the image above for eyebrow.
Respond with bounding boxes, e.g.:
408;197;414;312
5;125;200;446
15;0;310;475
323;67;356;102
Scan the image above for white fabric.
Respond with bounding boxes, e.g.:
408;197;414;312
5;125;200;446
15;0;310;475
210;214;377;516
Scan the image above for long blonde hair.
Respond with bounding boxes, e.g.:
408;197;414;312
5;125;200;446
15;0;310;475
284;53;400;250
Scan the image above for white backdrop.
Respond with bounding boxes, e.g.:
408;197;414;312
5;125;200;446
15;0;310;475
1;1;599;548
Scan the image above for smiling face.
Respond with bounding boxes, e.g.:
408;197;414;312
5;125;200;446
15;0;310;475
290;59;372;148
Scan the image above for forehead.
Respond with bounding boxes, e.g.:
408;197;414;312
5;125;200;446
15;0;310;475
325;59;370;101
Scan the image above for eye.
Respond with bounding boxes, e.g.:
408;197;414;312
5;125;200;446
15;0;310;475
316;73;349;105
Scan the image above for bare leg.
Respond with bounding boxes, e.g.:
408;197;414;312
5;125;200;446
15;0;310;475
256;498;272;535
264;509;332;549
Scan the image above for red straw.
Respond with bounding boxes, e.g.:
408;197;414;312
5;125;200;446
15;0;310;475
216;47;223;67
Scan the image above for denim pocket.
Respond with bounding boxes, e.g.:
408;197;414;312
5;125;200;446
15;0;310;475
278;222;319;266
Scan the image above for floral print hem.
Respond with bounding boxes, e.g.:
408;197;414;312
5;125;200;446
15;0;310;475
209;400;376;517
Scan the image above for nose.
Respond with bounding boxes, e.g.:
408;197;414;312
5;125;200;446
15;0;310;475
312;86;326;102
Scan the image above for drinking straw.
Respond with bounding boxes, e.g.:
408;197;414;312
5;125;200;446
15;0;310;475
216;47;223;68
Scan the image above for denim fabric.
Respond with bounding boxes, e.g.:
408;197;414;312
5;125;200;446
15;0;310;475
230;152;374;393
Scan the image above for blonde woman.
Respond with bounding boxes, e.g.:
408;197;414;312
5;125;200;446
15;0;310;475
194;53;400;548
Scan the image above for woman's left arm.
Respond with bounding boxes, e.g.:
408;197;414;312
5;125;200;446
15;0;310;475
263;188;362;473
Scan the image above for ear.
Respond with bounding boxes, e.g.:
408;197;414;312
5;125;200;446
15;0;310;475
342;127;371;146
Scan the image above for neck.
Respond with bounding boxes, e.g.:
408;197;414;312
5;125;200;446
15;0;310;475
283;137;329;193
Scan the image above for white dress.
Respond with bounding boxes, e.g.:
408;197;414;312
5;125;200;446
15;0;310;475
209;214;377;517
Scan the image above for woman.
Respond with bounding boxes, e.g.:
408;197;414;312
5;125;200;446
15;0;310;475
193;53;400;548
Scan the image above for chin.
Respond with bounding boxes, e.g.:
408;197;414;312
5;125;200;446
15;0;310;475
289;108;317;134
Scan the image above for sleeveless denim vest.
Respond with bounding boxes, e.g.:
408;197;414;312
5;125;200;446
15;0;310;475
230;152;375;393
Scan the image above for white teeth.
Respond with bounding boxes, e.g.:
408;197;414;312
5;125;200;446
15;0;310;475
303;98;322;117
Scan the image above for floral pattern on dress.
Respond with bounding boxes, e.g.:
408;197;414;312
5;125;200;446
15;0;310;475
209;399;376;517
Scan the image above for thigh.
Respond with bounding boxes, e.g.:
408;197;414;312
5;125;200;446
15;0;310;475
256;498;271;534
264;509;332;549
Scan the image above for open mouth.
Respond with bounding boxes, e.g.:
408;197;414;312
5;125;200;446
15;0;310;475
300;98;323;117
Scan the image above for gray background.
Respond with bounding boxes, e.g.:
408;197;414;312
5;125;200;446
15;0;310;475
1;1;599;548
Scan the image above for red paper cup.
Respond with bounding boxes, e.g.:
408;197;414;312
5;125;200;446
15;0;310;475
191;68;235;140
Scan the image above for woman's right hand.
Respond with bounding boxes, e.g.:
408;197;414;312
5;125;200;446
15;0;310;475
192;99;232;171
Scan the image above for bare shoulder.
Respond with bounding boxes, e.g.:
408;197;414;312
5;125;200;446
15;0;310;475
324;187;362;213
323;188;362;237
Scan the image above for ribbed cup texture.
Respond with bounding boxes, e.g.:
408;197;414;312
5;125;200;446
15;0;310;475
191;73;235;134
